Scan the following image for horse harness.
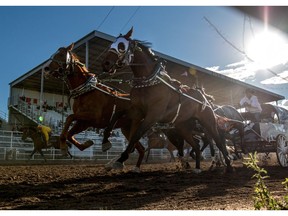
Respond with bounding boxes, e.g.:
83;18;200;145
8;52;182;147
49;49;132;123
107;37;212;125
132;61;211;125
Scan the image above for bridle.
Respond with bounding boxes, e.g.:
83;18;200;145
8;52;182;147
45;49;82;79
107;35;136;70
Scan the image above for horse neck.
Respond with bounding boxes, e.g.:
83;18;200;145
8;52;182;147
26;131;40;143
130;50;157;78
65;65;93;90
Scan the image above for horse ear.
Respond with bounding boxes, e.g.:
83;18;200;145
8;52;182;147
67;43;74;51
124;27;133;39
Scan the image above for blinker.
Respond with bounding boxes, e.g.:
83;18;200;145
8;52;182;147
110;37;129;55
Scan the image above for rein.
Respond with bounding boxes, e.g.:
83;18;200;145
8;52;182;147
51;53;131;102
117;40;210;109
70;76;130;101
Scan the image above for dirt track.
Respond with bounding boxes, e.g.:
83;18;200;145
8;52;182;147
0;157;287;210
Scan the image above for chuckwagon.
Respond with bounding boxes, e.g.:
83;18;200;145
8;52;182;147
226;103;288;167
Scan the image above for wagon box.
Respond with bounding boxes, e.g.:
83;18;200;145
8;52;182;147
237;103;288;167
259;122;288;142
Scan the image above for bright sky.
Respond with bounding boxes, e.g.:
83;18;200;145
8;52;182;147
1;2;288;116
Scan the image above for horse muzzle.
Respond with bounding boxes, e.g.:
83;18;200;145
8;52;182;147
102;60;116;73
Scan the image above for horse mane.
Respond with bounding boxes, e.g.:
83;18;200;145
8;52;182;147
71;52;89;73
135;40;158;61
26;126;37;132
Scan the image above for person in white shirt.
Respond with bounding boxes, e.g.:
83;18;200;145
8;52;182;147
240;89;262;122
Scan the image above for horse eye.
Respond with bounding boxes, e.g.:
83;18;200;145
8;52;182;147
117;42;126;53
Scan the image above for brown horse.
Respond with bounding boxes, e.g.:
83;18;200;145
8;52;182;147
190;88;245;165
43;43;147;172
102;28;233;173
21;126;72;161
145;128;191;162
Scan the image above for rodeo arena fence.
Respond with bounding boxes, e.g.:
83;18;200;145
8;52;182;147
0;129;213;164
0;129;127;162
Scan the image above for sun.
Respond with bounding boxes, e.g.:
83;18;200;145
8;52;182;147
246;30;288;68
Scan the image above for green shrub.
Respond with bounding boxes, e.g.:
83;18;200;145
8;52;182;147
244;152;288;210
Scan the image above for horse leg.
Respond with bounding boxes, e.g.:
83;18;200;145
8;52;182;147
145;149;150;163
29;149;37;161
102;111;125;152
38;149;47;162
67;150;73;159
113;118;153;170
66;121;92;151
108;126;145;173
169;150;175;162
201;136;220;171
60;114;75;152
164;129;189;169
206;127;233;172
176;123;202;174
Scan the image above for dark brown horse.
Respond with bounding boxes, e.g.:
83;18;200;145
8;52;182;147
102;28;233;173
145;128;191;163
21;126;72;161
43;43;146;172
191;88;245;165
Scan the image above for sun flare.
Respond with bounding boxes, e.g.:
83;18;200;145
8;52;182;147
246;30;288;68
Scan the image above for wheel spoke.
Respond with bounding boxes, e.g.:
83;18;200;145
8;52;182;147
276;134;288;167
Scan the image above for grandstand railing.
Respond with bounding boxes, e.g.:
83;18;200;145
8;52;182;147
0;110;8;122
9;97;72;134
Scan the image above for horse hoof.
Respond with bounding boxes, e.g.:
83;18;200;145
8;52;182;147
112;161;124;170
102;141;112;152
83;140;94;149
209;164;216;171
226;166;234;173
183;162;192;170
61;149;68;156
131;167;141;173
192;168;202;174
104;163;113;171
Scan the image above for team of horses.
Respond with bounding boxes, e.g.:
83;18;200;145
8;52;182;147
22;27;247;173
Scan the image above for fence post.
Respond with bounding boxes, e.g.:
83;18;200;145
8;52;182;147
10;131;13;148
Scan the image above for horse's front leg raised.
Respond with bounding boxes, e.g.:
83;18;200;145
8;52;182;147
66;121;92;151
60;114;75;152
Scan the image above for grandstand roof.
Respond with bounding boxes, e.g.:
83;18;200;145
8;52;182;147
9;29;285;107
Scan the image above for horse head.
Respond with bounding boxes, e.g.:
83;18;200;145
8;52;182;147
102;27;135;74
44;43;76;78
44;43;92;91
21;127;36;141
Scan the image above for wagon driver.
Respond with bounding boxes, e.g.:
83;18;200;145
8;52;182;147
240;89;262;122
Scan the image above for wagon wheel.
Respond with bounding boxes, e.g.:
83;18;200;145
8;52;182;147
276;134;288;167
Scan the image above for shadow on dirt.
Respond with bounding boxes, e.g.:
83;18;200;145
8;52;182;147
0;162;286;210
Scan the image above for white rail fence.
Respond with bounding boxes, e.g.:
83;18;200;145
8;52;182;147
0;130;175;163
